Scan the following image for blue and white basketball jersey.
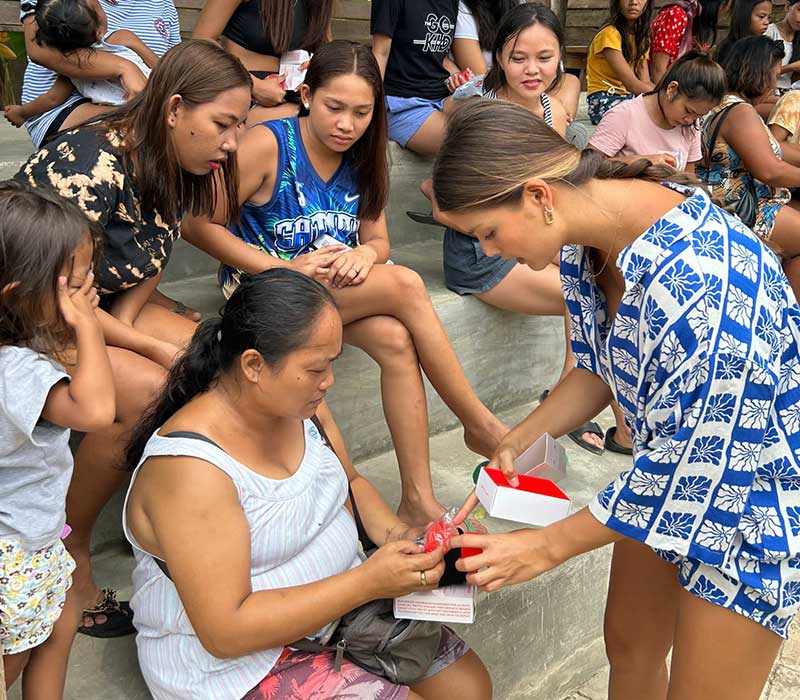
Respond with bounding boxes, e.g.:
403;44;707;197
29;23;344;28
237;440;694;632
229;117;361;260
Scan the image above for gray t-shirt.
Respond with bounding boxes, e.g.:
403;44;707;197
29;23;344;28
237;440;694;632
0;345;71;550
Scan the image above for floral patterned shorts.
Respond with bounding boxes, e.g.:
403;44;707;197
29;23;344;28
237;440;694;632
0;538;75;654
657;549;800;639
586;90;634;125
241;625;469;700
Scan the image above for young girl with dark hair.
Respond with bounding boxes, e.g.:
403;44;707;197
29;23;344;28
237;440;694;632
766;0;800;90
590;52;725;171
193;0;335;124
650;0;729;82
0;182;115;698
16;0;180;149
15;39;253;640
698;35;800;291
4;0;158;130
184;41;507;525
585;0;655;125
122;268;492;700
714;0;772;65
433;97;800;700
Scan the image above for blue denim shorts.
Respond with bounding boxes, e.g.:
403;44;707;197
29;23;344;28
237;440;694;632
386;95;446;147
443;228;516;295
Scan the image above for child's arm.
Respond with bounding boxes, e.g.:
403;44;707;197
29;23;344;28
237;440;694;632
602;49;654;94
41;272;115;433
3;76;74;126
106;29;160;70
23;15;147;98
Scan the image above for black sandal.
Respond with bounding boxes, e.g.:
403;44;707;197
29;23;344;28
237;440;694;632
604;426;633;455
78;588;135;638
567;421;605;456
406;210;445;227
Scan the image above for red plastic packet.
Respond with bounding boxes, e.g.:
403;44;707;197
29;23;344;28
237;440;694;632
423;517;458;554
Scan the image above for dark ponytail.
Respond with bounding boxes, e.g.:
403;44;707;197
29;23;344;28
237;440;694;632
125;269;337;471
567;148;700;187
35;0;103;54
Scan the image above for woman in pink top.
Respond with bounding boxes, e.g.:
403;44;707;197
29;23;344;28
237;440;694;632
589;52;724;172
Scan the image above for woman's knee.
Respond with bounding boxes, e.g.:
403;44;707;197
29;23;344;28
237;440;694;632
388;265;429;305
111;352;167;422
369;317;416;359
604;612;669;672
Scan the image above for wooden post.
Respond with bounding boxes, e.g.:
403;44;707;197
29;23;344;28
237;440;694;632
550;0;568;28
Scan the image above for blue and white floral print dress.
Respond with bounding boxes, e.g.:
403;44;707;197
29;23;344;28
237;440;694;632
562;182;800;638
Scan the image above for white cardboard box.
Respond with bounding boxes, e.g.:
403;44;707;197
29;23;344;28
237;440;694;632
514;433;567;483
476;467;572;527
393;585;477;624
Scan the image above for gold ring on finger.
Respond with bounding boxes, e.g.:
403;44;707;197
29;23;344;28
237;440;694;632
420;570;428;586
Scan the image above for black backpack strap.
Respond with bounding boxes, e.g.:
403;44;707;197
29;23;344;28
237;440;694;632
703;103;739;172
310;415;376;552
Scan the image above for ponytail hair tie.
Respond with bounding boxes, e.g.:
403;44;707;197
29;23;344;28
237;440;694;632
217;330;222;342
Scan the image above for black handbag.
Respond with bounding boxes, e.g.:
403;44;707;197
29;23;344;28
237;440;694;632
703;103;759;229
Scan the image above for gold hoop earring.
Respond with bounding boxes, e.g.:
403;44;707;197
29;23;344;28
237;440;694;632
544;206;555;225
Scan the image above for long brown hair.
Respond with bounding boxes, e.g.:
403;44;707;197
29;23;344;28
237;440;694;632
0;180;99;356
432;100;697;213
301;40;389;221
101;40;252;227
258;0;334;54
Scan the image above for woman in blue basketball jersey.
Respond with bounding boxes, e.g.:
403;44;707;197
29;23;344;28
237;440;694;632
184;40;507;525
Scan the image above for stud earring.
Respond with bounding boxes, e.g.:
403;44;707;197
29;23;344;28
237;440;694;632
544;206;555;225
303;102;310;109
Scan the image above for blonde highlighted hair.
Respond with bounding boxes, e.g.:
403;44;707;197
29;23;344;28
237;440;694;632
432;100;698;213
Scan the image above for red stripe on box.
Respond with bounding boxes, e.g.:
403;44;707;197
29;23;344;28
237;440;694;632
484;467;569;499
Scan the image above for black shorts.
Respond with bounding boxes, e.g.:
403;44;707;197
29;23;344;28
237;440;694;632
41;97;92;145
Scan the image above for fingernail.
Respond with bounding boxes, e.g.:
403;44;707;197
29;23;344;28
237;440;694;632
511;477;519;487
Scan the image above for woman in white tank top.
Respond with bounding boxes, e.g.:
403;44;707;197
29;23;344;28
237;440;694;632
122;269;492;700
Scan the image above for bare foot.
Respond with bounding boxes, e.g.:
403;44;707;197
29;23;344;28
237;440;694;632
420;177;434;201
68;553;108;627
611;423;633;450
580;430;605;450
150;288;201;322
463;415;509;459
397;498;447;528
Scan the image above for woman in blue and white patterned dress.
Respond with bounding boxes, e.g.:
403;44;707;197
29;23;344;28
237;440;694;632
434;99;800;698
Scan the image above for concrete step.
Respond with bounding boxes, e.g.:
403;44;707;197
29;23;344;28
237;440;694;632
9;403;628;700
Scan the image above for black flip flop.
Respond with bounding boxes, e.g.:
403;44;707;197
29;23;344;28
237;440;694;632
539;389;550;403
406;210;445;227
567;421;605;456
78;588;135;638
604;426;633;455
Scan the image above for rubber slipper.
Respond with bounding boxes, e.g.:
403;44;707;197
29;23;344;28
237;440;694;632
78;588;135;638
604;426;633;455
539;389;550;403
567;421;605;456
406;210;445;227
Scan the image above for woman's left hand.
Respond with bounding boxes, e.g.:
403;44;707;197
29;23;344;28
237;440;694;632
327;246;376;288
449;529;560;592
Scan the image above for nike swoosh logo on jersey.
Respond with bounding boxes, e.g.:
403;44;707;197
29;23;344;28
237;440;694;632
344;193;360;203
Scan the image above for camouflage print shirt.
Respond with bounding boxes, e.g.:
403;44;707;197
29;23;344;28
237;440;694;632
15;126;181;294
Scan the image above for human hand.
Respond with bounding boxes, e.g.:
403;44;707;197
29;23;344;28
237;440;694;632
58;271;100;330
252;74;287;107
120;64;148;100
3;105;26;128
446;68;474;93
450;529;558;592
363;541;445;598
385;522;427;545
288;246;348;279
327;246;375;288
648;152;678;168
453;441;522;525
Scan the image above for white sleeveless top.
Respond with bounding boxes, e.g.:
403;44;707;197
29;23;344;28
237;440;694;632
123;419;362;700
